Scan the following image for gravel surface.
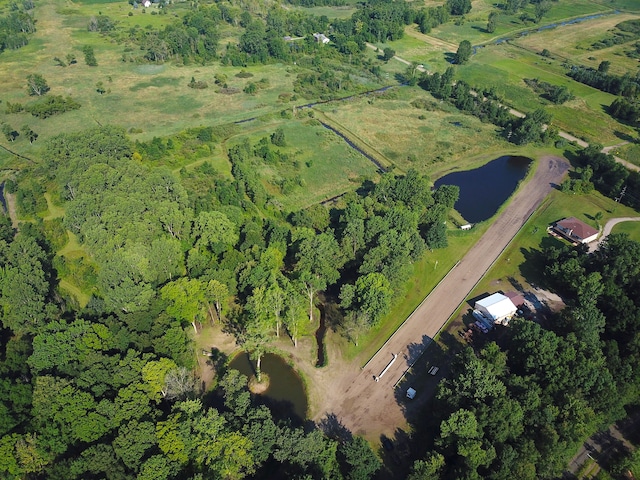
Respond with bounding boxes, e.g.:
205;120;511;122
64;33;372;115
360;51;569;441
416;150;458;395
312;155;570;439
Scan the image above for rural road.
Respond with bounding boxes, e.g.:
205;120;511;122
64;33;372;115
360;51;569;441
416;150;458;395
317;155;570;437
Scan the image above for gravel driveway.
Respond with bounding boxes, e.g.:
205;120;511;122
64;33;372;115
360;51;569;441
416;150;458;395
313;155;570;439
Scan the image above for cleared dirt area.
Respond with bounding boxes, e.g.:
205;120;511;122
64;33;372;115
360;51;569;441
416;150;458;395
310;155;569;439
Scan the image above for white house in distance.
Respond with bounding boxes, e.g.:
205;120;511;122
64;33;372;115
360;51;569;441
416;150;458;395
313;33;330;44
551;217;599;244
474;293;518;326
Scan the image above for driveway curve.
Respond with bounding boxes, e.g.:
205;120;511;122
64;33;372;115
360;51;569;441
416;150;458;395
315;156;569;437
590;217;640;252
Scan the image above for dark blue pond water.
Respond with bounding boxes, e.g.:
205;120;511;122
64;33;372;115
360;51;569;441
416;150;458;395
229;352;308;421
434;156;531;223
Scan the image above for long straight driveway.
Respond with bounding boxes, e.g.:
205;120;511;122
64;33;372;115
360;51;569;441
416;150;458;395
321;155;569;437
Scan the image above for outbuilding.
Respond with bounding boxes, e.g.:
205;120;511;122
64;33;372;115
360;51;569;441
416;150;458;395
474;293;518;326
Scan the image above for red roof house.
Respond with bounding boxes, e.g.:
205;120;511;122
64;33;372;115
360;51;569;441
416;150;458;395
551;217;599;244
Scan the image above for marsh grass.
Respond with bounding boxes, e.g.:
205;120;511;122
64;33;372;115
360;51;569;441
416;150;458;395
314;86;512;177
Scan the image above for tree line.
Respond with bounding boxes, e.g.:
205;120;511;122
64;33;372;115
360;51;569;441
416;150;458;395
417;67;556;145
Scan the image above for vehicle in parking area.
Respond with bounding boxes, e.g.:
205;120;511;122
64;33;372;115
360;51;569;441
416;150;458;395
406;387;417;399
428;366;439;376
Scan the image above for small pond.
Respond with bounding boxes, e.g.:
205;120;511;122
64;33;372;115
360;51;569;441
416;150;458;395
434;155;531;223
229;352;308;421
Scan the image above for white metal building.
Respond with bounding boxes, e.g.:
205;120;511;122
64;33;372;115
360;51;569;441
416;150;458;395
474;293;518;325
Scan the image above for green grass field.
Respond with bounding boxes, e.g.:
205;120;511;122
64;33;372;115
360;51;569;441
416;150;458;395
314;85;529;178
611;219;640;242
224;116;383;210
472;187;639;296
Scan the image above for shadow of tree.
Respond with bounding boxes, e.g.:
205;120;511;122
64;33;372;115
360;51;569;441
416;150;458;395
317;412;353;443
405;334;433;366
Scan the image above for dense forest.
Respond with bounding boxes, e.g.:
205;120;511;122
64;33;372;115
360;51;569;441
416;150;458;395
0;123;457;478
2;0;640;477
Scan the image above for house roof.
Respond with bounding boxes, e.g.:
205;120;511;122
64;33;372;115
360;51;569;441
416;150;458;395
505;291;525;307
475;293;517;320
555;217;598;241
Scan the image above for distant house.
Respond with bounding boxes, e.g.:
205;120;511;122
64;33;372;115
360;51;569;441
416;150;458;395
313;33;330;44
142;0;151;7
474;293;518;326
551;217;599;244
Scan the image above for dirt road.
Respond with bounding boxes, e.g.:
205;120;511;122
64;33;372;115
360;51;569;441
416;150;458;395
314;155;569;438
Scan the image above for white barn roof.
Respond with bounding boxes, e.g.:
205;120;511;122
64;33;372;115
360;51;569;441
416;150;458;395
475;293;517;321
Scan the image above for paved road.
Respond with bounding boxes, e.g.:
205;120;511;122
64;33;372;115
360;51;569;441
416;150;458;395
320;156;569;437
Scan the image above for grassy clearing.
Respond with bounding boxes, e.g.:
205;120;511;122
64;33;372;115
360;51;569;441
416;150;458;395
224;116;382;210
511;12;640;73
613;143;640;166
457;44;634;144
611;220;640;242
315;85;523;177
472;187;638;295
429;0;612;47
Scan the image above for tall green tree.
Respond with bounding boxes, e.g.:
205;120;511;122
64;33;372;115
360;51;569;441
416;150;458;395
455;40;472;64
26;74;49;96
295;232;345;322
161;278;206;334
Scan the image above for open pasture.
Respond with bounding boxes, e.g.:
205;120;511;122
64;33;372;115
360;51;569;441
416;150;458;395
429;0;613;47
314;86;516;177
458;44;634;145
511;12;640;73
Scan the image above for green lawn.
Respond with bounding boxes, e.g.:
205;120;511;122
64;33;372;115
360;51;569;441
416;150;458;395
472;187;639;296
223;116;382;210
611;220;640;242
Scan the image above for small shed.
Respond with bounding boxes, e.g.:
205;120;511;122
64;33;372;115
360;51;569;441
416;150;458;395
406;387;416;399
475;293;517;325
552;217;599;244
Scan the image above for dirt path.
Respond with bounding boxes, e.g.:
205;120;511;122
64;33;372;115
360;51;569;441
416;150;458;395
312;155;569;438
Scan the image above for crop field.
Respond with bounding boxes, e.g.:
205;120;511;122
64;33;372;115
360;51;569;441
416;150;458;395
315;85;533;177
